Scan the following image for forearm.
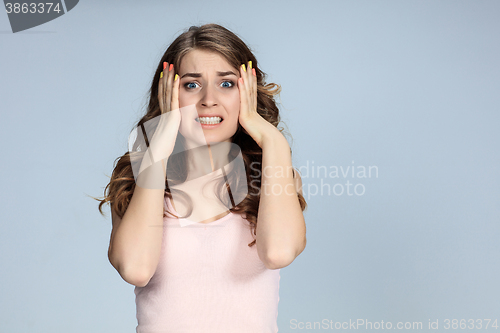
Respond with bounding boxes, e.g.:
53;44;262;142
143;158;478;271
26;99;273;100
255;133;306;269
108;161;166;287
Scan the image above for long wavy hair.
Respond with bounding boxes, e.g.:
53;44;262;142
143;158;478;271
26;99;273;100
95;23;307;247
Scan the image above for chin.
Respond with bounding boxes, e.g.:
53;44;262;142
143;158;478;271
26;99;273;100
205;137;232;145
205;132;237;144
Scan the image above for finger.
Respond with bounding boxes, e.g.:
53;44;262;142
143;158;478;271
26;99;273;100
237;76;248;116
252;69;257;98
247;60;253;87
171;73;180;111
246;62;254;103
248;62;257;111
159;62;170;114
158;65;165;114
253;73;257;111
247;61;254;105
244;61;256;113
240;63;250;92
239;63;250;104
165;63;174;113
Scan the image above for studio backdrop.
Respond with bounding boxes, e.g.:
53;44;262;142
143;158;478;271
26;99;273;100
1;0;499;332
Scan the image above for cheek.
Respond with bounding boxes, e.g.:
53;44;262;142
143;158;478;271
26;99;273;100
229;92;240;114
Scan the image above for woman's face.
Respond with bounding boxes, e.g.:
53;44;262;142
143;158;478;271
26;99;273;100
177;49;241;146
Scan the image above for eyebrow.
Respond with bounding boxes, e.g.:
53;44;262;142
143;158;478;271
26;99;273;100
180;71;238;79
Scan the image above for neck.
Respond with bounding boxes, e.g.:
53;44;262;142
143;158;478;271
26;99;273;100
182;139;232;180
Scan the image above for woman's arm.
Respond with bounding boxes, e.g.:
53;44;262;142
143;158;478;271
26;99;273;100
237;62;306;270
108;63;181;287
256;132;307;270
108;162;167;287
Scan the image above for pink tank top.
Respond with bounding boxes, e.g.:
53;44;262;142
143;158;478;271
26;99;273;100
134;195;281;332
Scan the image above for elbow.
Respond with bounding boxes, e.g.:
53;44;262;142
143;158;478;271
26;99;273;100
263;238;307;270
108;252;154;287
263;251;294;270
125;273;152;288
121;267;152;287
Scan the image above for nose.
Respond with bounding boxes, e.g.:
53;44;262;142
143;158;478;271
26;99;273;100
200;85;218;108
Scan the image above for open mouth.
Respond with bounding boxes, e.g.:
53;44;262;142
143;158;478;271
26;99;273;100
195;116;223;125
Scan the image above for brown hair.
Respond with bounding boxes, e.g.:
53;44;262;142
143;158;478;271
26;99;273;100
95;23;307;246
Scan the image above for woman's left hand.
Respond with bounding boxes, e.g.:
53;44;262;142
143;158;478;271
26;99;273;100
237;61;280;148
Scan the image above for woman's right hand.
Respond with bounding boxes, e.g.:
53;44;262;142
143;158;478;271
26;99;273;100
152;62;181;158
137;62;181;185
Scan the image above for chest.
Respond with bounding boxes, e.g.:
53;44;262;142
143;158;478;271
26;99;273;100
157;217;266;279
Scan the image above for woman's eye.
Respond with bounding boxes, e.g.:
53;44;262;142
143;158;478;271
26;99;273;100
185;82;199;89
221;81;234;88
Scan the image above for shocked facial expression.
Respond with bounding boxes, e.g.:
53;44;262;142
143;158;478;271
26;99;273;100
177;49;241;147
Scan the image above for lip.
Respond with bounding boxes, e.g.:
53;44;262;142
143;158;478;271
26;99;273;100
198;122;223;129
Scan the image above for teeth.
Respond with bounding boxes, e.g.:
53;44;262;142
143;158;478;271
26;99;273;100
197;116;222;125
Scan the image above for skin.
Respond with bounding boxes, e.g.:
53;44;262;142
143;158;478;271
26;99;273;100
178;49;241;147
108;49;307;288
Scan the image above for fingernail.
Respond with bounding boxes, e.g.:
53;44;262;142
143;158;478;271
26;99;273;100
160;71;163;78
174;74;179;81
169;63;173;71
248;61;252;69
242;64;246;72
252;68;256;76
163;62;167;70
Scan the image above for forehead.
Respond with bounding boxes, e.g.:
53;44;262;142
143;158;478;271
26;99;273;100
179;49;235;73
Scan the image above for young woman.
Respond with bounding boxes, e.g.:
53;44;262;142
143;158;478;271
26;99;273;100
97;23;307;332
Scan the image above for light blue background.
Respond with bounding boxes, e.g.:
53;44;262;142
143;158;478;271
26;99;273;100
1;0;499;332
